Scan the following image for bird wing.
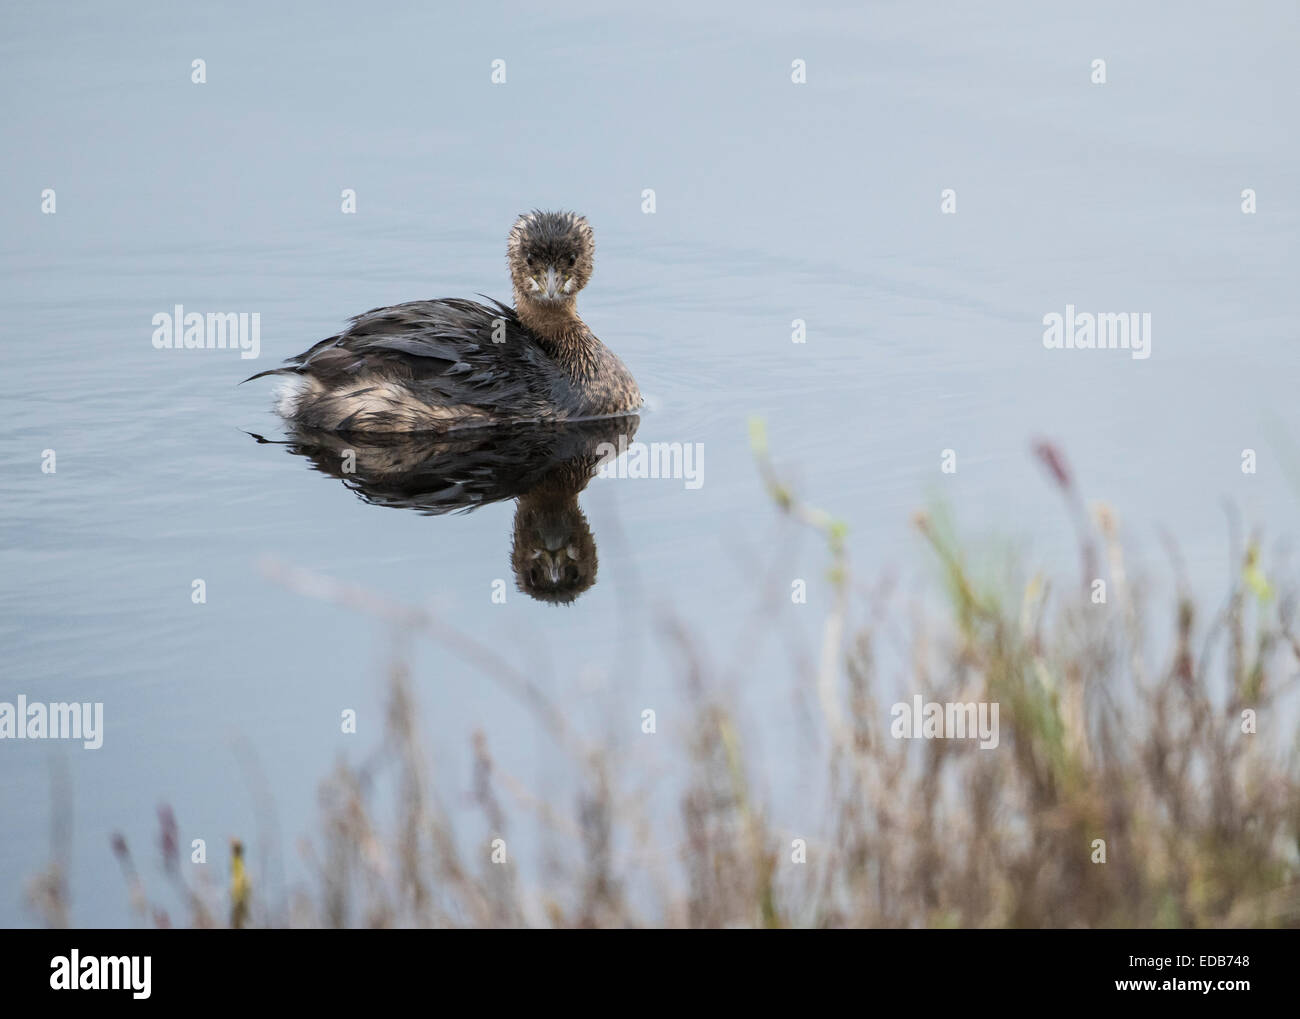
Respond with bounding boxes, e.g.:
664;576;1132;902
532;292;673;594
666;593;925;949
244;298;544;406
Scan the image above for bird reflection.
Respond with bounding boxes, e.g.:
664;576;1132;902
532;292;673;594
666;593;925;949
250;416;638;604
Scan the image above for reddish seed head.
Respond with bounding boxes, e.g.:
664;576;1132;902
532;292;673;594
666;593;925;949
1032;439;1072;490
158;804;178;866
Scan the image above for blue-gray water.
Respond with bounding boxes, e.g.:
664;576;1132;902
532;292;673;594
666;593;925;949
2;0;1297;926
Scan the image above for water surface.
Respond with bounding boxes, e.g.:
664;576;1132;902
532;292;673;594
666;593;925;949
2;0;1297;925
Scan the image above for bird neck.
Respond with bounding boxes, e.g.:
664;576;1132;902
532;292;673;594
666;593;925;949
514;297;600;375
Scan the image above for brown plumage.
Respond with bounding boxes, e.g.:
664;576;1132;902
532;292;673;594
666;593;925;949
244;211;641;433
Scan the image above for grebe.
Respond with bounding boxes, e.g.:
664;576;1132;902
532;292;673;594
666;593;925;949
246;211;641;432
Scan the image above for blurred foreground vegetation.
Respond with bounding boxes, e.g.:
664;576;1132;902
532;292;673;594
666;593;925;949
27;436;1300;928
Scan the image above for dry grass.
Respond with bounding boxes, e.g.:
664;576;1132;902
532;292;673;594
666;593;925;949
28;436;1300;928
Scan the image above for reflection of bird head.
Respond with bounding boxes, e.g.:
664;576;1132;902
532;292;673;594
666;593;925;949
510;492;597;605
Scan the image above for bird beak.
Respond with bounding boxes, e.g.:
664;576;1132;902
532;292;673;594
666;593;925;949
543;266;561;301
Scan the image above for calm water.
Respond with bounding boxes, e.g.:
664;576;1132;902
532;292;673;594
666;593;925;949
2;0;1298;925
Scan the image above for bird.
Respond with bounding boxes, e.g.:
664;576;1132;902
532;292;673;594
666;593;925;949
244;210;642;433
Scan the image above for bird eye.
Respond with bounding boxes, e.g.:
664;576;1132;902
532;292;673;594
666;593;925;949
567;256;576;267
